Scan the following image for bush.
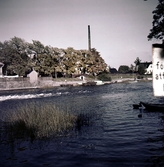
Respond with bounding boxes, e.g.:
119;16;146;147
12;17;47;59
137;75;144;79
97;72;111;81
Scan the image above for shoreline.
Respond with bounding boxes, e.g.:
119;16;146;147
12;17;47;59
0;77;152;92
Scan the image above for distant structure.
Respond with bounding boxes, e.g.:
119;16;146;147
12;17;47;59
88;25;91;51
27;70;38;85
145;64;153;74
0;62;4;77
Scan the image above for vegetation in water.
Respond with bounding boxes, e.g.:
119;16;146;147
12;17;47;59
1;101;92;140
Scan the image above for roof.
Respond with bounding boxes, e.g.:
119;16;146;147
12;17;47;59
139;62;152;68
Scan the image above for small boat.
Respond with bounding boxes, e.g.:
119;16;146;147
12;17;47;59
133;104;141;109
140;101;164;111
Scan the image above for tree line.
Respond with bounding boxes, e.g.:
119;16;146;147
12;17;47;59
0;37;108;77
117;57;151;75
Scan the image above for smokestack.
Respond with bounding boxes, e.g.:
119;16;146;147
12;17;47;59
88;25;91;51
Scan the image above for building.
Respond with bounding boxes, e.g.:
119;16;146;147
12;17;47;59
27;70;38;85
0;62;4;77
145;64;153;74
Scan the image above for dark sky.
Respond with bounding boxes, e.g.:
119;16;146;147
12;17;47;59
0;0;158;68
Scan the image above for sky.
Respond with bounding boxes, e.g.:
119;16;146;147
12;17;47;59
0;0;160;69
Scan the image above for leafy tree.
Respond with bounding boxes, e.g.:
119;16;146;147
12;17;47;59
52;48;65;78
134;57;141;66
118;65;130;73
29;43;58;77
129;64;135;73
0;38;108;78
148;0;164;43
61;47;76;77
32;40;45;54
35;53;52;76
77;50;91;74
89;48;108;75
7;50;31;76
0;40;31;76
10;36;27;53
134;57;141;72
138;64;146;75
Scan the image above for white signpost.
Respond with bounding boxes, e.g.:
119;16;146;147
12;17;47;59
152;44;164;96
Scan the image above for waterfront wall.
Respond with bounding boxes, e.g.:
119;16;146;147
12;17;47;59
0;77;84;90
0;74;152;90
0;77;55;90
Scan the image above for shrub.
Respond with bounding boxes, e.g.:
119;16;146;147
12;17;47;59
137;75;144;79
97;72;111;81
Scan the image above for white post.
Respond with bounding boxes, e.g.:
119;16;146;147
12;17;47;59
152;44;164;96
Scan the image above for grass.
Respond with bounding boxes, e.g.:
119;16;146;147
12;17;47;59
1;101;86;140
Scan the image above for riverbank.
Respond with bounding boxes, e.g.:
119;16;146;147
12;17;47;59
0;76;152;92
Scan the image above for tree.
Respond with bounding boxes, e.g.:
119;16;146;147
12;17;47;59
148;0;164;43
129;64;135;73
61;47;77;77
138;64;146;75
0;39;32;76
89;48;108;75
0;37;108;78
134;57;141;66
10;36;28;53
134;57;141;72
118;65;130;73
31;40;45;55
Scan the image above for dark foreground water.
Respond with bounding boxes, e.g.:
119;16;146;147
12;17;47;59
0;81;164;167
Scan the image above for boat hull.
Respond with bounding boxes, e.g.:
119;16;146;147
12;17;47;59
133;104;141;109
140;102;164;112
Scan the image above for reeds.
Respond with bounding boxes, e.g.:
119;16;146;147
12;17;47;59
2;101;77;139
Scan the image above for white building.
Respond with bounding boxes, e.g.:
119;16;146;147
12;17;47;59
145;64;153;74
27;70;38;85
0;62;4;77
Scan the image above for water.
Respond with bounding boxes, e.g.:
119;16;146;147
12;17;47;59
0;82;164;167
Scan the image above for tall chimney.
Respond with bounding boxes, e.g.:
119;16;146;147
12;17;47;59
88;25;91;51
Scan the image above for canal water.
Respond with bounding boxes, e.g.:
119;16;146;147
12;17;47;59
0;81;164;167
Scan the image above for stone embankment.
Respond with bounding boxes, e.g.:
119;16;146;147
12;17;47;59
0;76;152;91
0;77;84;90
